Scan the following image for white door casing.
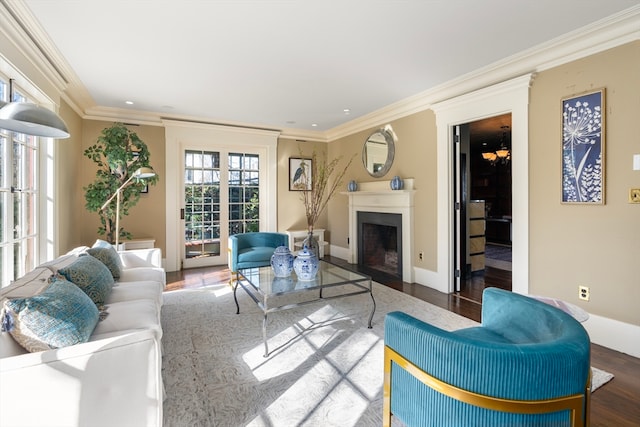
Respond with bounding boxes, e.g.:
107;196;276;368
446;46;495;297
164;121;279;272
429;74;533;295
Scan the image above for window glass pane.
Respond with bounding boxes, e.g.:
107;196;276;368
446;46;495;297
184;150;221;258
24;192;36;236
13;193;20;239
227;152;260;234
0;194;4;241
229;187;241;203
0;136;5;186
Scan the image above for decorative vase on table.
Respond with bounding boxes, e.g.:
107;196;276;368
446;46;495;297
293;246;319;281
270;245;294;277
301;230;320;259
390;175;404;190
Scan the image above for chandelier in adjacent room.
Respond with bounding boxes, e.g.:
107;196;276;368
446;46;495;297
482;125;510;165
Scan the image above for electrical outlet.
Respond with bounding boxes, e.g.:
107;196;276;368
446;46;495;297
578;286;590;301
629;188;640;204
419;252;423;261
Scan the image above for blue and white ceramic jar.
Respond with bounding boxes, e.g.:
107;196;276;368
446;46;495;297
270;246;294;277
293;247;319;281
390;175;404;190
347;180;358;192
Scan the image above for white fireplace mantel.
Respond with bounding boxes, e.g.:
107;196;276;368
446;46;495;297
342;179;415;282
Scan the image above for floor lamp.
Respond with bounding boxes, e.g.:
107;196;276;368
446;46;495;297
100;167;156;249
0;79;70;138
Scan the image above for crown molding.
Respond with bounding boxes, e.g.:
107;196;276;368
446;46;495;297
3;1;638;142
0;0;65;93
0;0;94;109
327;5;640;141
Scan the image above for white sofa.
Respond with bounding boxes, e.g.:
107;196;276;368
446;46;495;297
0;246;165;427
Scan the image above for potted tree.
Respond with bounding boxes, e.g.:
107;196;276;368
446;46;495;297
84;123;158;244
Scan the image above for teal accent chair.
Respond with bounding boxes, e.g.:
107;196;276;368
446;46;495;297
228;232;288;283
383;287;591;427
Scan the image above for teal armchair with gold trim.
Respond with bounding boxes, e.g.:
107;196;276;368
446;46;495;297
383;287;591;427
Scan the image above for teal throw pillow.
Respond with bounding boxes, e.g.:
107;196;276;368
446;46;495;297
88;246;122;279
93;239;113;249
1;277;99;352
58;255;114;305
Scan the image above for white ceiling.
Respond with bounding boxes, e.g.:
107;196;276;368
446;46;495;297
14;0;640;137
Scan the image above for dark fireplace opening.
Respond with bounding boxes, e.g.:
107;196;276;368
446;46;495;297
358;212;402;279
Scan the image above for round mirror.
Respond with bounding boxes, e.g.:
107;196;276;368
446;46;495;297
362;127;395;177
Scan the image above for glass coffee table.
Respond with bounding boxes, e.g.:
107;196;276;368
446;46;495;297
234;260;376;357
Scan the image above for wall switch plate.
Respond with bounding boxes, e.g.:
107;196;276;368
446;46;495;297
629;188;640;204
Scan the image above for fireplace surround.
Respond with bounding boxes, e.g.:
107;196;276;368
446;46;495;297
344;179;415;282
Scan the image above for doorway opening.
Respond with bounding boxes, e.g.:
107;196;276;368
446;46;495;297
455;114;512;302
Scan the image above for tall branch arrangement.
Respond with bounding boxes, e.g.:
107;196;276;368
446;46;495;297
300;150;354;229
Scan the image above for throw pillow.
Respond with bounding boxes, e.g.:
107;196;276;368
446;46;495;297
93;239;113;249
87;246;122;279
1;277;99;352
58;255;114;305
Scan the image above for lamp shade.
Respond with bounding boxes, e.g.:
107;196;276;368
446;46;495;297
0;102;70;138
133;167;156;178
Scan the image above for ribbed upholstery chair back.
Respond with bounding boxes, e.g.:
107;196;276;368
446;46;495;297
383;287;591;427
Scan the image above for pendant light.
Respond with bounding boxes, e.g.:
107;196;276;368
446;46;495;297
0;79;69;138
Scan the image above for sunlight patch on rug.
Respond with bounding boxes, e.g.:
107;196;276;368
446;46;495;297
161;281;613;426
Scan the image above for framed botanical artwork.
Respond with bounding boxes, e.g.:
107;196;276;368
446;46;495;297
561;88;605;204
289;157;312;191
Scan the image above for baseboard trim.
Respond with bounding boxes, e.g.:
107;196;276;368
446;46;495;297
583;314;640;358
328;247;639;358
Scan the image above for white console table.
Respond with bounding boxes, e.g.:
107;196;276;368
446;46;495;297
286;228;327;258
122;238;156;250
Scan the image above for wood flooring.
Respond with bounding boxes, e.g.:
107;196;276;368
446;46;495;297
165;259;640;426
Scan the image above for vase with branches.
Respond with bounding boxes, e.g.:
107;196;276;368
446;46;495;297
298;149;354;257
84;123;158;243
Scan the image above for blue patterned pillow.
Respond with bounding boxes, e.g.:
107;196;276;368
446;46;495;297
1;277;99;352
58;255;114;305
88;246;122;279
93;239;113;249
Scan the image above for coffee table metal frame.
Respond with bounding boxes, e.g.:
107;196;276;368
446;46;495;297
234;260;376;357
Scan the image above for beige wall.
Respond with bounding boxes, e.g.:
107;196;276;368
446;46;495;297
326;111;438;270
325;41;639;327
528;41;640;325
56;42;638;330
56;100;83;253
276;138;329;232
76;121;167;256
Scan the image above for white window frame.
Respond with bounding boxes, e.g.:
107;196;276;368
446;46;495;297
0;73;55;287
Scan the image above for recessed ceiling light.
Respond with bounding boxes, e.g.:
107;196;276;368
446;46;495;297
311;123;318;127
343;109;351;114
125;101;134;105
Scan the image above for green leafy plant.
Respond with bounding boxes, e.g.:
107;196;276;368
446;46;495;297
84;123;158;243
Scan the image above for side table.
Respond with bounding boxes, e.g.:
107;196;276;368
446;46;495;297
286;228;327;258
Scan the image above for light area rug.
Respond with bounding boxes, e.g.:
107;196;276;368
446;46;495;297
161;281;612;427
